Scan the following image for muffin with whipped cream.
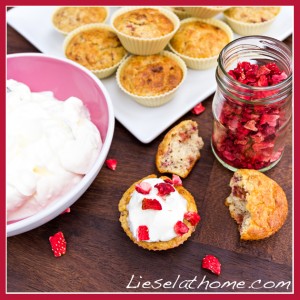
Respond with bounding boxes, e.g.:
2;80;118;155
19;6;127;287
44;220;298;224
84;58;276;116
119;174;200;250
111;7;180;55
223;7;281;35
52;6;109;34
64;24;127;79
116;51;186;107
169;18;233;69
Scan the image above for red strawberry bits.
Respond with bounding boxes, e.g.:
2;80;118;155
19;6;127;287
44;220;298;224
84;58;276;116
212;61;290;170
202;254;221;275
184;211;201;226
154;182;175;197
192;103;206;115
137;225;150;241
135;182;152;194
142;198;162;210
174;221;189;236
106;159;117;170
49;231;67;257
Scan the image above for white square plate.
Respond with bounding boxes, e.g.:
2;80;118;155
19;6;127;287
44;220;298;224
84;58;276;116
7;6;293;143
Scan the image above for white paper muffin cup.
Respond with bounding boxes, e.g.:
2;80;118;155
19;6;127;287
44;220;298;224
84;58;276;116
52;6;110;35
223;7;281;36
168;18;234;70
116;51;187;107
184;6;230;19
166;7;192;20
63;23;127;79
111;6;180;55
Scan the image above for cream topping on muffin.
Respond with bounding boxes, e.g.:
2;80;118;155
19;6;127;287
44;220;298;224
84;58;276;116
6;80;102;222
127;178;187;242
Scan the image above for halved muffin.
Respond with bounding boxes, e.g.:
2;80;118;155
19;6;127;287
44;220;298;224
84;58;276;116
168;18;233;69
119;174;200;250
111;7;180;55
116;51;187;107
52;6;109;34
63;24;127;79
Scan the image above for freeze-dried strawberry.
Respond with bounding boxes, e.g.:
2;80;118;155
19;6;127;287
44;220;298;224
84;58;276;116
192;103;206;115
260;114;279;127
163;178;173;184
137;225;149;241
154;182;175;197
172;174;182;186
49;231;67;257
142;198;162;210
184;211;201;226
106;159;117;170
135;182;152;195
202;255;221;275
174;221;189;236
61;207;71;215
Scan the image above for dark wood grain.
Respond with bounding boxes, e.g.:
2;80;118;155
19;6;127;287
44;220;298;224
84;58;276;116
6;13;293;293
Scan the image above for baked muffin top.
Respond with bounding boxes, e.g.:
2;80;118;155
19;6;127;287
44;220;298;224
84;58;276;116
224;7;280;23
53;7;108;33
119;54;183;96
65;28;126;70
170;21;230;58
113;8;174;38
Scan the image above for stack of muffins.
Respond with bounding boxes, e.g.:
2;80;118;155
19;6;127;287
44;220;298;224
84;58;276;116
52;6;281;107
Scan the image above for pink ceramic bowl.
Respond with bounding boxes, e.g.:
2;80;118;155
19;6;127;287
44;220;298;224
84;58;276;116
7;53;115;237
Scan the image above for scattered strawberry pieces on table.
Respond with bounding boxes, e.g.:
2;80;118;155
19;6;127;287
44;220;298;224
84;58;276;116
192;103;206;115
202;254;221;275
61;207;71;215
106;158;117;170
174;221;189;236
184;211;201;226
142;198;162;210
49;231;67;257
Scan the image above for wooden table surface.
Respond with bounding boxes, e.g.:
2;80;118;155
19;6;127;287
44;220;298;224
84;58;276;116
6;19;293;293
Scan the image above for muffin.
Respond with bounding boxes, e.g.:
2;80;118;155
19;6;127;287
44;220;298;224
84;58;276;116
225;169;288;240
185;6;230;19
167;7;192;20
169;18;233;69
223;7;281;35
52;6;109;34
116;51;187;107
119;174;200;250
111;7;180;55
63;24;127;79
156;120;204;178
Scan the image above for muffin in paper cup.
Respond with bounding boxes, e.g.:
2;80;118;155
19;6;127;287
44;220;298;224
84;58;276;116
63;23;127;79
52;6;109;35
116;51;187;107
166;7;192;20
184;6;230;19
223;7;281;36
111;6;180;55
168;18;234;70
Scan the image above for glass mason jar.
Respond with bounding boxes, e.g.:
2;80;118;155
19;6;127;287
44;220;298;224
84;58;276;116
211;36;292;171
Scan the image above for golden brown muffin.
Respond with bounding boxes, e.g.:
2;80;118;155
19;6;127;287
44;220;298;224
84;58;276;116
170;20;230;59
224;7;280;23
119;53;184;97
119;174;200;251
156;120;204;178
52;6;108;34
64;25;127;71
225;169;288;240
113;8;174;38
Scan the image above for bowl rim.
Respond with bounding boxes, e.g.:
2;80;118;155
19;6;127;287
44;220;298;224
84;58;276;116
6;52;115;237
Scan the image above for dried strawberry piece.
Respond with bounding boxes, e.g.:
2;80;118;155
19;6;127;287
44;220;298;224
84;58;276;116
163;178;173;184
202;255;221;275
271;72;287;85
260;114;279;127
184;211;201;226
172;174;182;186
137;225;149;241
154;182;175;197
61;207;71;215
142;198;162;210
174;221;189;236
244;120;258;131
49;231;67;257
106;159;117;170
192;103;206;115
135;182;152;195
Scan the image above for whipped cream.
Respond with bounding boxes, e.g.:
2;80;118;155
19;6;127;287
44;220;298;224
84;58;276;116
6;79;102;222
127;178;187;242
